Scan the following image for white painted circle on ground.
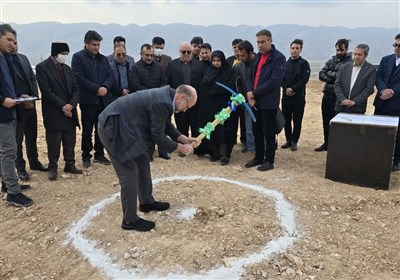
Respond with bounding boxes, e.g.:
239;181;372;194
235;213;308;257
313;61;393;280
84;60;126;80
67;175;299;279
177;207;198;220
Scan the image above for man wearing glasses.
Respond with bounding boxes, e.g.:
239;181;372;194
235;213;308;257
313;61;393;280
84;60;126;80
109;42;133;100
373;33;400;171
107;36;135;66
130;43;168;160
98;84;199;231
166;41;203;141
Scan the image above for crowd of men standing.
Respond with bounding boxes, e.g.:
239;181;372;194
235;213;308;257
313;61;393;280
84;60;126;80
1;22;400;211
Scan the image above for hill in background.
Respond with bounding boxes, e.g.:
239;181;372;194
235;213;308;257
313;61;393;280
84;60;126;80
13;22;397;75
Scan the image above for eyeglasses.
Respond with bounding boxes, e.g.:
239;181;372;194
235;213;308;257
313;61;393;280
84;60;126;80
180;50;192;55
116;53;126;57
393;43;400;48
182;97;190;111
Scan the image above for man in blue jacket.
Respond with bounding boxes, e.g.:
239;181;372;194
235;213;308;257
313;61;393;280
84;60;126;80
245;29;286;171
72;30;114;168
373;33;400;171
0;23;33;207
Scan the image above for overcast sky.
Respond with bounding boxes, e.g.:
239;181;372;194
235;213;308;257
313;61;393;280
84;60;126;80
1;0;399;29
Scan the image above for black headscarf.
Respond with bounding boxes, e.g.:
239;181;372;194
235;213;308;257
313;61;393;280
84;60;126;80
202;50;231;86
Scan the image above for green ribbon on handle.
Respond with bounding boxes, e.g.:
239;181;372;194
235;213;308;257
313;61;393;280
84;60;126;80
215;108;231;125
198;122;216;140
230;93;246;105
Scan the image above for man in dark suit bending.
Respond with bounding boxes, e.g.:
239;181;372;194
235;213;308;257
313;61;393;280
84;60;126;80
98;85;199;231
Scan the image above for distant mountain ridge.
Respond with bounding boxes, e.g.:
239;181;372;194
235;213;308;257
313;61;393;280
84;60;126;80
12;22;397;73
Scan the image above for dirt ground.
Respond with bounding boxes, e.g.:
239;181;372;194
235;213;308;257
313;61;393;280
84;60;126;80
1;77;399;280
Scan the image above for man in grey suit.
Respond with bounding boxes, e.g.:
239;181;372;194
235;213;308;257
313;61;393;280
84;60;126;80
334;44;376;114
98;85;199;231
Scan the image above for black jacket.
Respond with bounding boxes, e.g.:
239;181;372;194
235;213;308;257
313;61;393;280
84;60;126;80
319;52;353;96
282;56;311;100
130;60;167;92
0;53;17;123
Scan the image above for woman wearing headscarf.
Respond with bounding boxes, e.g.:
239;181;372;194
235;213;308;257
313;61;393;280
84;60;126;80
196;50;236;165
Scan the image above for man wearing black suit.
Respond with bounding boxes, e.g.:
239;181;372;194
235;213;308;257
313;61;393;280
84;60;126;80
334;44;376;114
166;41;204;139
11;41;47;181
373;33;400;171
36;42;82;181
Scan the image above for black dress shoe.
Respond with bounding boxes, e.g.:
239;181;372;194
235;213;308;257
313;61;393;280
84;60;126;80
245;158;264;168
93;155;111;165
209;155;221;162
140;201;170;213
121;218;155;231
17;170;30;181
281;142;291;149
83;158;92;168
64;165;83;174
48;170;58;181
291;142;298;151
314;144;328;152
257;161;274;171
392;161;400;171
159;153;171;160
220;158;230;165
30;162;48;172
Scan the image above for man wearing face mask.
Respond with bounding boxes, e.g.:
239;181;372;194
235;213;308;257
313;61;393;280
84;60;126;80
36;42;82;181
152;36;171;75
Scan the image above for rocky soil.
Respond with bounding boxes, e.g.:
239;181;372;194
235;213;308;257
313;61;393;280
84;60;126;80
1;78;399;280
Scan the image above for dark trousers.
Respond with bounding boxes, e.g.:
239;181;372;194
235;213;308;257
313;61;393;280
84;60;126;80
147;143;169;159
45;122;76;171
80;103;105;160
375;108;400;163
15;108;39;171
174;105;199;137
252;108;277;164
97;118;156;223
282;97;306;144
239;106;247;145
321;94;336;147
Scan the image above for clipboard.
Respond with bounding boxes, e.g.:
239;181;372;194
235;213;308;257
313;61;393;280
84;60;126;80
14;97;39;102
